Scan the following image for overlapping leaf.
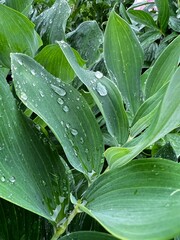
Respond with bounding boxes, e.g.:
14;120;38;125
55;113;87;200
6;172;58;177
0;76;69;224
11;53;103;179
79;159;180;240
155;0;169;33
104;11;144;115
60;231;117;240
5;0;33;15
58;41;129;145
0;4;42;68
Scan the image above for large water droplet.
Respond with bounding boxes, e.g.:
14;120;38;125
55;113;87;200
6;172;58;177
96;82;107;96
95;71;103;79
57;98;64;105
51;84;66;96
20;92;28;101
9;176;16;183
71;129;78;136
63;105;69;112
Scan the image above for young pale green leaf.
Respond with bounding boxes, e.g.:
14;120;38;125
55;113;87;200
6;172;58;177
66;20;103;67
128;9;158;29
79;159;180;240
105;67;180;168
60;231;117;240
145;35;180;98
35;43;85;83
58;41;129;145
104;11;144;115
11;53;103;179
0;4;42;68
0;77;69;224
34;0;71;45
5;0;33;15
155;0;169;33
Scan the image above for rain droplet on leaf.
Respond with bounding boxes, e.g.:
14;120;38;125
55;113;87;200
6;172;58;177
9;176;16;183
20;92;28;101
1;176;6;182
71;129;78;136
63;105;69;112
96;82;107;96
51;84;66;97
57;98;64;105
95;71;103;79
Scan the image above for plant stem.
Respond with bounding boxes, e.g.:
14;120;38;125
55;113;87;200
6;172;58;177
50;205;80;240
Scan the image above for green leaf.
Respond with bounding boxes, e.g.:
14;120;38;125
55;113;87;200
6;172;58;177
155;0;169;33
11;53;103;179
60;231;117;240
79;159;180;240
139;30;161;49
5;0;33;15
35;43;85;83
0;198;50;240
145;35;180;98
128;9;158;29
165;133;180;158
0;77;69;224
58;41;129;145
105;67;180;168
0;4;42;68
34;0;71;45
104;11;144;115
66;20;103;67
169;16;180;33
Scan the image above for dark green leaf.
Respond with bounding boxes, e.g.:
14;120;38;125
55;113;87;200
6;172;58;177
34;0;71;45
80;159;180;240
169;16;180;33
104;11;144;115
0;4;42;68
165;133;180;158
58;41;129;145
60;231;118;240
11;53;104;179
155;0;169;33
0;76;69;224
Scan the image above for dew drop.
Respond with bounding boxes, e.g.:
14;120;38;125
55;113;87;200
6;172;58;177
57;98;64;105
17;59;23;65
80;137;84;144
20;92;28;101
63;105;69;112
9;176;16;183
71;128;78;136
39;90;44;97
31;69;36;76
1;176;6;182
96;82;107;96
66;123;70;129
51;84;66;97
95;71;103;79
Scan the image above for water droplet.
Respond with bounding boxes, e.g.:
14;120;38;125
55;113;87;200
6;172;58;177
1;176;6;182
20;92;28;101
66;123;70;129
60;121;64;125
57;98;64;105
17;59;23;65
63;105;69;112
9;176;16;183
85;148;89;154
95;71;103;79
39;90;44;97
49;19;52;24
80;137;84;144
96;82;107;96
31;69;36;76
71;129;78;136
51;84;66;97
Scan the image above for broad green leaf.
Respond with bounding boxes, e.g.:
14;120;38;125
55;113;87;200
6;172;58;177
35;43;85;83
131;84;167;137
105;67;180;168
66;20;103;67
11;53;103;179
128;9;158;29
5;0;33;15
145;35;180;98
0;199;50;240
0;67;9;79
104;11;144;115
79;159;180;240
34;0;71;45
0;77;69;224
155;0;169;33
60;231;117;240
165;133;180;158
58;41;129;145
0;4;42;68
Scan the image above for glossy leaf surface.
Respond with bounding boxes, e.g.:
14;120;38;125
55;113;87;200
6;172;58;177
60;231;117;240
0;4;42;68
80;159;180;240
11;53;103;179
104;11;144;115
0;76;69;224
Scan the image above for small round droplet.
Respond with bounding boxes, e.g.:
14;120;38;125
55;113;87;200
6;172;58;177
71;129;78;136
57;98;64;105
95;71;103;79
1;176;6;182
31;69;36;76
63;105;69;112
9;176;16;183
20;92;28;101
96;82;107;96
